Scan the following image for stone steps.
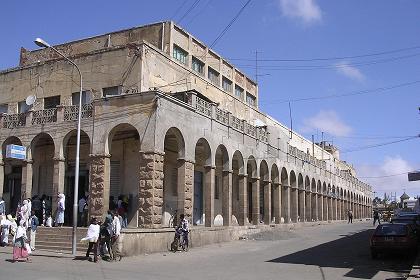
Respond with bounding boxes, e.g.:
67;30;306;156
34;226;89;253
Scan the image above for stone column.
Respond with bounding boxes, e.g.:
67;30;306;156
328;197;333;220
88;154;111;221
311;193;318;221
290;187;298;223
298;189;305;222
251;177;260;225
0;161;4;198
281;185;290;223
21;159;33;200
177;159;194;221
204;166;215;227
318;194;323;221
222;170;232;226
305;191;311;222
138;151;164;228
323;196;328;221
263;181;271;225
52;156;65;216
238;174;247;226
272;183;281;224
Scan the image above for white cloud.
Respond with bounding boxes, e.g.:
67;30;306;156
301;110;352;137
358;156;420;199
335;61;365;81
278;0;322;24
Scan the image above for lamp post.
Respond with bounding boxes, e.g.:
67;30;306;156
34;38;82;256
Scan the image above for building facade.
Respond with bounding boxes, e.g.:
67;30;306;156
0;21;372;228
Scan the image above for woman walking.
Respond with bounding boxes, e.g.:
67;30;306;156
55;193;65;227
82;217;100;263
12;220;31;262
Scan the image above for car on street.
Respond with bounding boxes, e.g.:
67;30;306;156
370;223;418;258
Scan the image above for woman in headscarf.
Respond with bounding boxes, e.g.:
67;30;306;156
82;217;100;262
0;215;11;246
55;193;65;227
12;220;31;262
20;200;30;227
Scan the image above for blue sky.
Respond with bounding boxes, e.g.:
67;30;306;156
1;0;419;199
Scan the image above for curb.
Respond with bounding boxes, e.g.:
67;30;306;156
406;252;420;279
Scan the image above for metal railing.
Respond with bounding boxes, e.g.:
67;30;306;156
64;104;93;121
3;113;26;128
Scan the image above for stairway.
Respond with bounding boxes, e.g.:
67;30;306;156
35;226;89;253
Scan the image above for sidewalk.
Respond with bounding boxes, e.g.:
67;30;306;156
407;253;420;279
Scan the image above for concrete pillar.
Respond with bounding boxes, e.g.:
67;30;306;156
0;161;4;198
21;159;33;200
281;185;290;223
251;178;260;225
272;183;281;224
52;156;65;217
290;187;298;223
88;154;111;222
263;181;271;225
177;159;194;221
298;189;305;222
238;174;247;226
222;170;232;226
305;191;311;222
204;166;215;227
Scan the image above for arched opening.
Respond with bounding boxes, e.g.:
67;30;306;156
2;137;24;215
304;176;310;222
194;138;211;226
232;151;244;226
281;167;289;223
297;173;304;222
271;164;280;224
260;160;269;224
247;157;257;224
63;130;91;226
322;182;327;221
311;178;317;221
290;171;297;222
107;123;140;228
215;145;229;226
317;180;322;221
163;127;185;227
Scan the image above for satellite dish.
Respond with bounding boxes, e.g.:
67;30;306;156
25;95;37;106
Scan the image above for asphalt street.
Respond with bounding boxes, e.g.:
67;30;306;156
0;221;414;280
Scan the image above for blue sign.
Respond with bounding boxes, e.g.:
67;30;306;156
6;144;26;160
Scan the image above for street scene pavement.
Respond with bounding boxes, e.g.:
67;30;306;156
0;221;414;280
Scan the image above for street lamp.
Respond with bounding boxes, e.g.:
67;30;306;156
35;37;82;256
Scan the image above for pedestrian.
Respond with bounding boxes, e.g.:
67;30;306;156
347;210;353;224
55;193;65;227
31;195;42;224
41;194;47;226
8;214;17;238
0;197;5;215
100;213;114;261
20;200;30;227
12;220;31;263
0;215;11;246
82;217;100;263
29;210;39;251
109;196;117;211
373;210;381;226
78;196;87;227
111;211;122;261
27;198;32;227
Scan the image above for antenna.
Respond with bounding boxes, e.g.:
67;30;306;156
25;95;37;106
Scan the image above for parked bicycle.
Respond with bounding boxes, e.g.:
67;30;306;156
170;226;189;252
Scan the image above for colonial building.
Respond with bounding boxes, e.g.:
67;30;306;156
0;21;372;230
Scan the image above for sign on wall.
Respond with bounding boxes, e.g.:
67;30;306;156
5;144;26;160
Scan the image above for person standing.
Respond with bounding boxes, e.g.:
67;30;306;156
82;217;100;263
41;195;47;226
20;200;30;227
31;195;42;224
111;211;122;261
56;193;65;227
373;210;381;226
29;211;39;251
0;197;5;215
78;196;87;227
12;220;31;262
100;214;114;260
0;215;11;246
347;209;353;224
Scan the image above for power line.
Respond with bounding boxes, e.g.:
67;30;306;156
171;0;189;22
226;45;420;62
341;136;419;154
359;170;420;179
177;0;202;24
210;0;252;48
260;79;420;104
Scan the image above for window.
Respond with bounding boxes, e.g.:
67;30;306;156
215;175;219;199
103;86;121;97
18;101;30;114
208;67;220;86
173;45;188;65
222;77;232;93
192;57;204;75
0;104;8;114
246;92;256;107
72;91;92;105
44;95;60;109
235;85;244;100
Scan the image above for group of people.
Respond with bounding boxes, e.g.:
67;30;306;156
82;210;122;263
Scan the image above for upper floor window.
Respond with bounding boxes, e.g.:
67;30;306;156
235;85;244;100
222;77;232;93
18;101;30;114
173;45;188;65
208;67;220;86
72;91;92;105
246;92;256;107
103;86;121;97
44;95;60;109
0;104;8;114
192;57;204;75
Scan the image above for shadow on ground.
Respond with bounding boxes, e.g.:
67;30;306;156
267;229;414;279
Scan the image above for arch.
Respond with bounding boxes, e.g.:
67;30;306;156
232;151;244;175
246;156;257;224
247;156;257;179
305;176;310;191
259;160;269;224
290;170;298;222
322;182;327;194
105;123;141;155
195;138;212;167
317;180;322;193
297;173;304;190
259;160;269;181
231;150;244;226
215;145;229;171
311;178;316;192
290;171;297;188
271;164;279;185
281;167;288;186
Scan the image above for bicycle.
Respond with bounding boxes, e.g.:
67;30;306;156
170;227;189;252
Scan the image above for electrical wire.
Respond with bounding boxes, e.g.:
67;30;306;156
177;0;202;24
341;136;419;154
359;170;420;179
171;0;189;21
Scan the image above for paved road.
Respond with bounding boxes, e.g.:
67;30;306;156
0;221;414;280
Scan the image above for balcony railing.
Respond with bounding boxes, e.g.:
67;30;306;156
64;104;93;121
215;108;229;125
3;113;26;128
32;108;57;125
195;97;212;117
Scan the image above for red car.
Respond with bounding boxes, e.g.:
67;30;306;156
370;223;418;258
